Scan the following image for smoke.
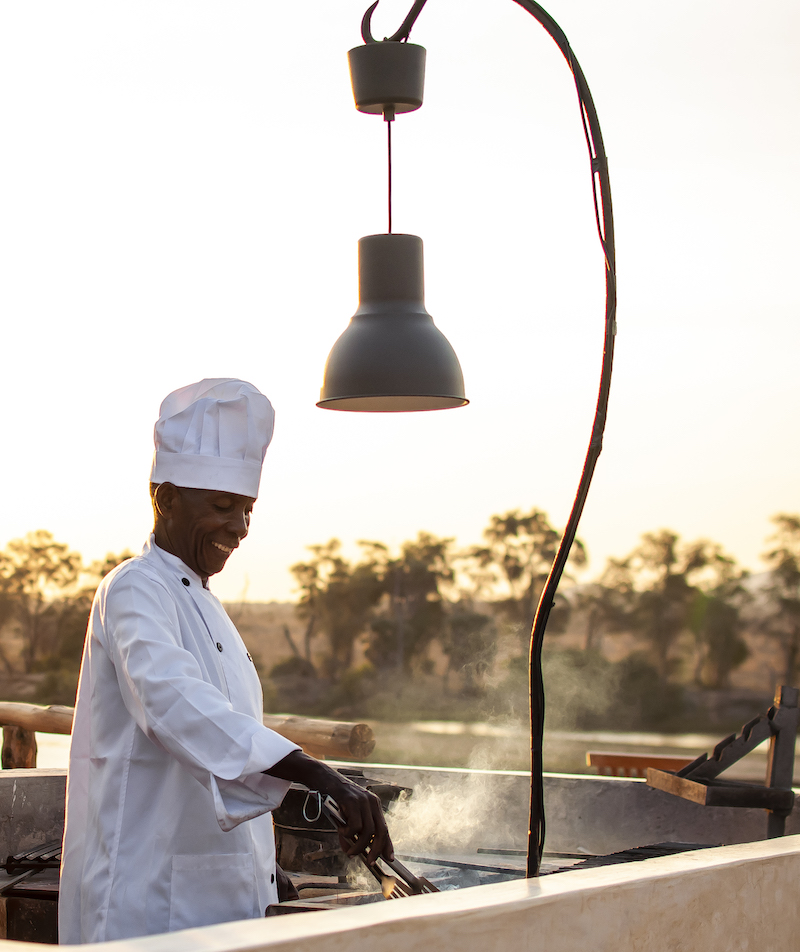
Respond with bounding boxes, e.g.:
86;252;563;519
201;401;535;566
540;650;617;731
343;766;524;894
386;766;524;856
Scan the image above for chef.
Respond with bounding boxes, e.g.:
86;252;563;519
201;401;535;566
59;378;392;944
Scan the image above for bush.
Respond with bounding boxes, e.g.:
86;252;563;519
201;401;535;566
612;653;685;729
540;649;617;730
317;664;377;718
270;656;316;679
34;667;80;706
494;649;685;732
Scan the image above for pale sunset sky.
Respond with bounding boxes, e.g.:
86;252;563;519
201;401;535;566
0;0;797;602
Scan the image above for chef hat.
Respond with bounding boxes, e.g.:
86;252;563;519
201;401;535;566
150;378;274;499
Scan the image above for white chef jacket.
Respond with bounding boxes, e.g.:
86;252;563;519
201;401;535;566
59;536;300;944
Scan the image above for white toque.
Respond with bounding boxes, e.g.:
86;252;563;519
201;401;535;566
150;378;274;499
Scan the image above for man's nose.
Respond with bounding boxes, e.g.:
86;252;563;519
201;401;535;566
228;508;249;540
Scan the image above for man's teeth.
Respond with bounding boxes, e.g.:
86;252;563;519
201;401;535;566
212;542;233;554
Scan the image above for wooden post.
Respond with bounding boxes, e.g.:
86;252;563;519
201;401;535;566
766;685;799;838
2;726;38;769
262;714;375;760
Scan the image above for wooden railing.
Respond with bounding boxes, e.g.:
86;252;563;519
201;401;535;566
0;702;376;768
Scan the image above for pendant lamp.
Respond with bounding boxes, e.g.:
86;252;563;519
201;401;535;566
317;16;468;412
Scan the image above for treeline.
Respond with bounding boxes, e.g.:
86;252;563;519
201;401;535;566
0;531;132;702
275;512;800;727
284;510;580;693
0;514;799;726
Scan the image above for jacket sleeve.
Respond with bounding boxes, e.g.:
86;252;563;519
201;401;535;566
95;567;300;831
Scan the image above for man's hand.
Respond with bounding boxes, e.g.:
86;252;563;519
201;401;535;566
265;750;394;865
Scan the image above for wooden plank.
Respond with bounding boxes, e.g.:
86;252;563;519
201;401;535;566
587;752;694;778
646;768;711;805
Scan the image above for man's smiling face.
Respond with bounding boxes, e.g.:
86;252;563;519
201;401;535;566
154;484;254;580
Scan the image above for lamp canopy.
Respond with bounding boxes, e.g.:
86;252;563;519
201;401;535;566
317;234;468;412
348;41;426;115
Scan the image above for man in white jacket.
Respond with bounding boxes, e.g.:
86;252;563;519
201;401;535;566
59;379;391;944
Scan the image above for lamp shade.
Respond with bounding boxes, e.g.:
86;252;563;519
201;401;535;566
318;234;468;412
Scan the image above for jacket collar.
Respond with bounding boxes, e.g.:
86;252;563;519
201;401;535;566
142;534;207;588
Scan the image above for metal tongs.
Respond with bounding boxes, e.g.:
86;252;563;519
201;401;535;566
319;795;438;899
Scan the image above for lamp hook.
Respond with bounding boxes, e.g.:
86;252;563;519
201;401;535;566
360;0;429;44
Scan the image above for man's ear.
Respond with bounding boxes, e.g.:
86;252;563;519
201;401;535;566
154;482;179;519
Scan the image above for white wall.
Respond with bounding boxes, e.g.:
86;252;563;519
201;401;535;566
87;836;800;952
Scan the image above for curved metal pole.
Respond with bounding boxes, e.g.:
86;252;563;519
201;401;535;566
509;0;617;876
348;0;616;879
361;0;429;43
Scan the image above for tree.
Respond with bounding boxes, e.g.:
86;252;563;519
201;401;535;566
685;547;749;689
759;514;800;686
573;557;635;651
464;508;586;637
290;540;383;677
366;532;454;673
89;550;135;581
292;533;457;680
33;548;134;704
0;530;82;673
442;602;496;696
689;588;749;689
290;548;326;665
620;530;746;682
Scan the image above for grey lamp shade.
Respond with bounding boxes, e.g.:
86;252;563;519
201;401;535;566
318;234;468;412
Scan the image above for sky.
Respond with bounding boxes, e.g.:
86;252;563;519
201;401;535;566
0;0;797;603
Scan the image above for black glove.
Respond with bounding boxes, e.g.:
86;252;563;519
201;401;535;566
275;863;299;902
